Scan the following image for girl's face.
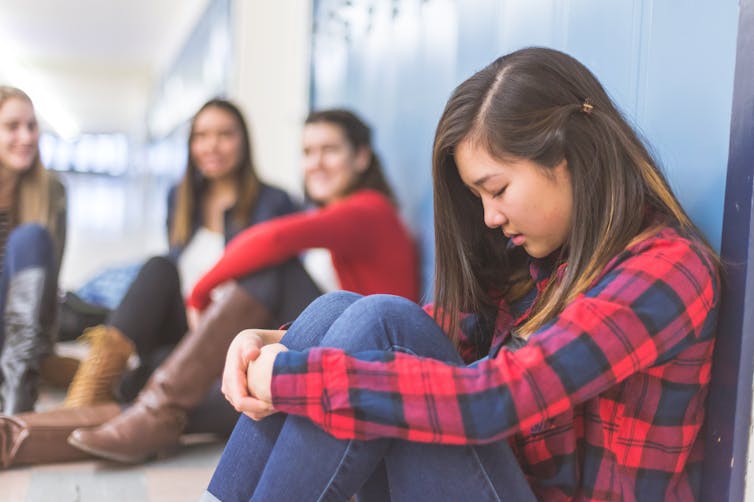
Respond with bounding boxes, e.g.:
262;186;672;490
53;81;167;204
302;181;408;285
454;139;573;258
0;97;39;173
190;107;244;180
302;122;370;205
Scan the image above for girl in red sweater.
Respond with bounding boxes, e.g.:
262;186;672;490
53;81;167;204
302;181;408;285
63;109;419;464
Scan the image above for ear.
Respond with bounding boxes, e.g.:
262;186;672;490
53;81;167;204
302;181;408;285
354;146;371;173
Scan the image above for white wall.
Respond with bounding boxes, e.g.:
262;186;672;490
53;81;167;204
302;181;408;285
230;0;313;197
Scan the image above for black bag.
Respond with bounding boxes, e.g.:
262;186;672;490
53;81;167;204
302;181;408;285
58;291;110;342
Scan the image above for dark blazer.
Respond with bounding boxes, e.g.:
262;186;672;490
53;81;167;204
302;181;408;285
165;183;298;261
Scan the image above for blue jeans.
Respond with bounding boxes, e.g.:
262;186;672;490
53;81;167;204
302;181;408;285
204;292;535;502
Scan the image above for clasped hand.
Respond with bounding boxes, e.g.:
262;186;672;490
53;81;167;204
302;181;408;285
221;329;288;420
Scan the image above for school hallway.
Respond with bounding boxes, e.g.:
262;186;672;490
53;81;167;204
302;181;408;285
0;172;224;501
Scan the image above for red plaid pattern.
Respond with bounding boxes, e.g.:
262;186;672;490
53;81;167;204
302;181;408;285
272;227;719;501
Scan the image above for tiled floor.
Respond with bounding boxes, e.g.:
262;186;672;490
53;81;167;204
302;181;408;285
0;172;224;501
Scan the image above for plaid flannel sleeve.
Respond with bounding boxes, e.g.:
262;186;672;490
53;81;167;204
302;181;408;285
271;232;719;444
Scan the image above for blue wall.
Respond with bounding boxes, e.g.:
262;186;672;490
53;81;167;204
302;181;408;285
310;0;739;298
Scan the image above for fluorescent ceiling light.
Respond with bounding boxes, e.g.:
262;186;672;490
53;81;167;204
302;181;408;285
0;35;80;139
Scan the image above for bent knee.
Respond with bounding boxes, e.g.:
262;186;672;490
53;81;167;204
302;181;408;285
6;224;55;265
309;290;363;310
350;294;422;319
140;255;179;279
7;223;53;250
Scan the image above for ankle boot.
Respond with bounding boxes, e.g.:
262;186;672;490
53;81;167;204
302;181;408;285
68;284;272;463
0;402;121;468
1;267;55;414
63;326;135;408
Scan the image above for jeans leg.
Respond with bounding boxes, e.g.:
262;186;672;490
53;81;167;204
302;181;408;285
384;437;536;501
206;291;363;502
208;294;466;501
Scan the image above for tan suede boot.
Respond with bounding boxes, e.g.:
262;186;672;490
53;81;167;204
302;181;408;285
67;284;272;463
63;326;135;408
0;403;121;468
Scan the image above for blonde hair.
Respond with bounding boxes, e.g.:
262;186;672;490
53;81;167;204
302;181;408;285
0;86;57;235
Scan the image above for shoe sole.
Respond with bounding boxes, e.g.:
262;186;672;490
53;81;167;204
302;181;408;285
66;434;150;464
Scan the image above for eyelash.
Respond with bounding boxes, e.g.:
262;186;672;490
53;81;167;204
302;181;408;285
492;187;506;198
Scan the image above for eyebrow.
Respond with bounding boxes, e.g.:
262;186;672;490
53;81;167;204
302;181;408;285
471;173;497;187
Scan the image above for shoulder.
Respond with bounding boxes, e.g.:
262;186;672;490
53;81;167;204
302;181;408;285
46;171;67;207
257;183;295;207
597;226;720;303
337;189;395;214
167;184;179;204
257;183;296;214
347;189;392;206
47;171;65;194
251;183;298;220
624;227;716;271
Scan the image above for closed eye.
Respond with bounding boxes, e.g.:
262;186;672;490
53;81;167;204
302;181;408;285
492;186;506;198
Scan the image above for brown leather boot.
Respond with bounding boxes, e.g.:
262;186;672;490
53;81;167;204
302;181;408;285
67;284;272;464
0;403;121;468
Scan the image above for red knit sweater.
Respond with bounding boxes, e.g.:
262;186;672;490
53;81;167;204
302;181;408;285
187;189;419;310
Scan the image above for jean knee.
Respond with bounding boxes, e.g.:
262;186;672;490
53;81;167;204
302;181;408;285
7;223;53;251
306;291;363;313
348;294;421;321
5;224;55;266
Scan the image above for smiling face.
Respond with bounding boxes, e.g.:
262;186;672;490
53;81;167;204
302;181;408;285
454;139;573;258
302;121;370;205
0;97;40;174
189;106;244;180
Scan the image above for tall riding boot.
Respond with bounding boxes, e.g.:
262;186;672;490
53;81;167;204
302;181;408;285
1;267;55;414
0;403;121;468
68;284;272;463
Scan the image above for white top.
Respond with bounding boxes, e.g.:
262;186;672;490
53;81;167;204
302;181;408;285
177;227;225;299
301;248;340;293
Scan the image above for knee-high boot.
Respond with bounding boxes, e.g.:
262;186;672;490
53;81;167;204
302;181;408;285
0;403;120;468
1;267;55;414
68;284;272;463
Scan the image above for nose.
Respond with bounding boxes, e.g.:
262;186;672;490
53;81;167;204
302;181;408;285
303;151;323;172
482;198;505;229
19;125;37;144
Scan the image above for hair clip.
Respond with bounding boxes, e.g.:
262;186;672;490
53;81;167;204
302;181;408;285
581;98;594;115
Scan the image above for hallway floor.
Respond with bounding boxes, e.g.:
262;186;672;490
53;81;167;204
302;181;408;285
1;172;224;501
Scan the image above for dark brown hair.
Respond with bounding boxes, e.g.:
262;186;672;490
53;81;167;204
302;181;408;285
170;98;261;246
432;47;717;339
304;109;396;205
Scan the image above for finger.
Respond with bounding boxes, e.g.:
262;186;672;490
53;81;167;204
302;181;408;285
234;395;273;415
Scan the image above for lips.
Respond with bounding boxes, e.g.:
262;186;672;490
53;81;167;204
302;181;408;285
510;234;525;246
504;231;525;247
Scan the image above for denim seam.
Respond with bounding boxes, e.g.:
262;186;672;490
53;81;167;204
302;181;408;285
316;440;354;501
471;447;502;502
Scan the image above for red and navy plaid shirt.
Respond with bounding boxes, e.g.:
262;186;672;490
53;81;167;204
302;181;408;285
271;226;720;501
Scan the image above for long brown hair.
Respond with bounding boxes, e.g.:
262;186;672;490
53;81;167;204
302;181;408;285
432;47;718;340
304;109;396;206
0;86;58;235
170;98;261;246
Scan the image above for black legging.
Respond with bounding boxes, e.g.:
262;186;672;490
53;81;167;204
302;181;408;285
108;256;187;358
109;255;323;433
